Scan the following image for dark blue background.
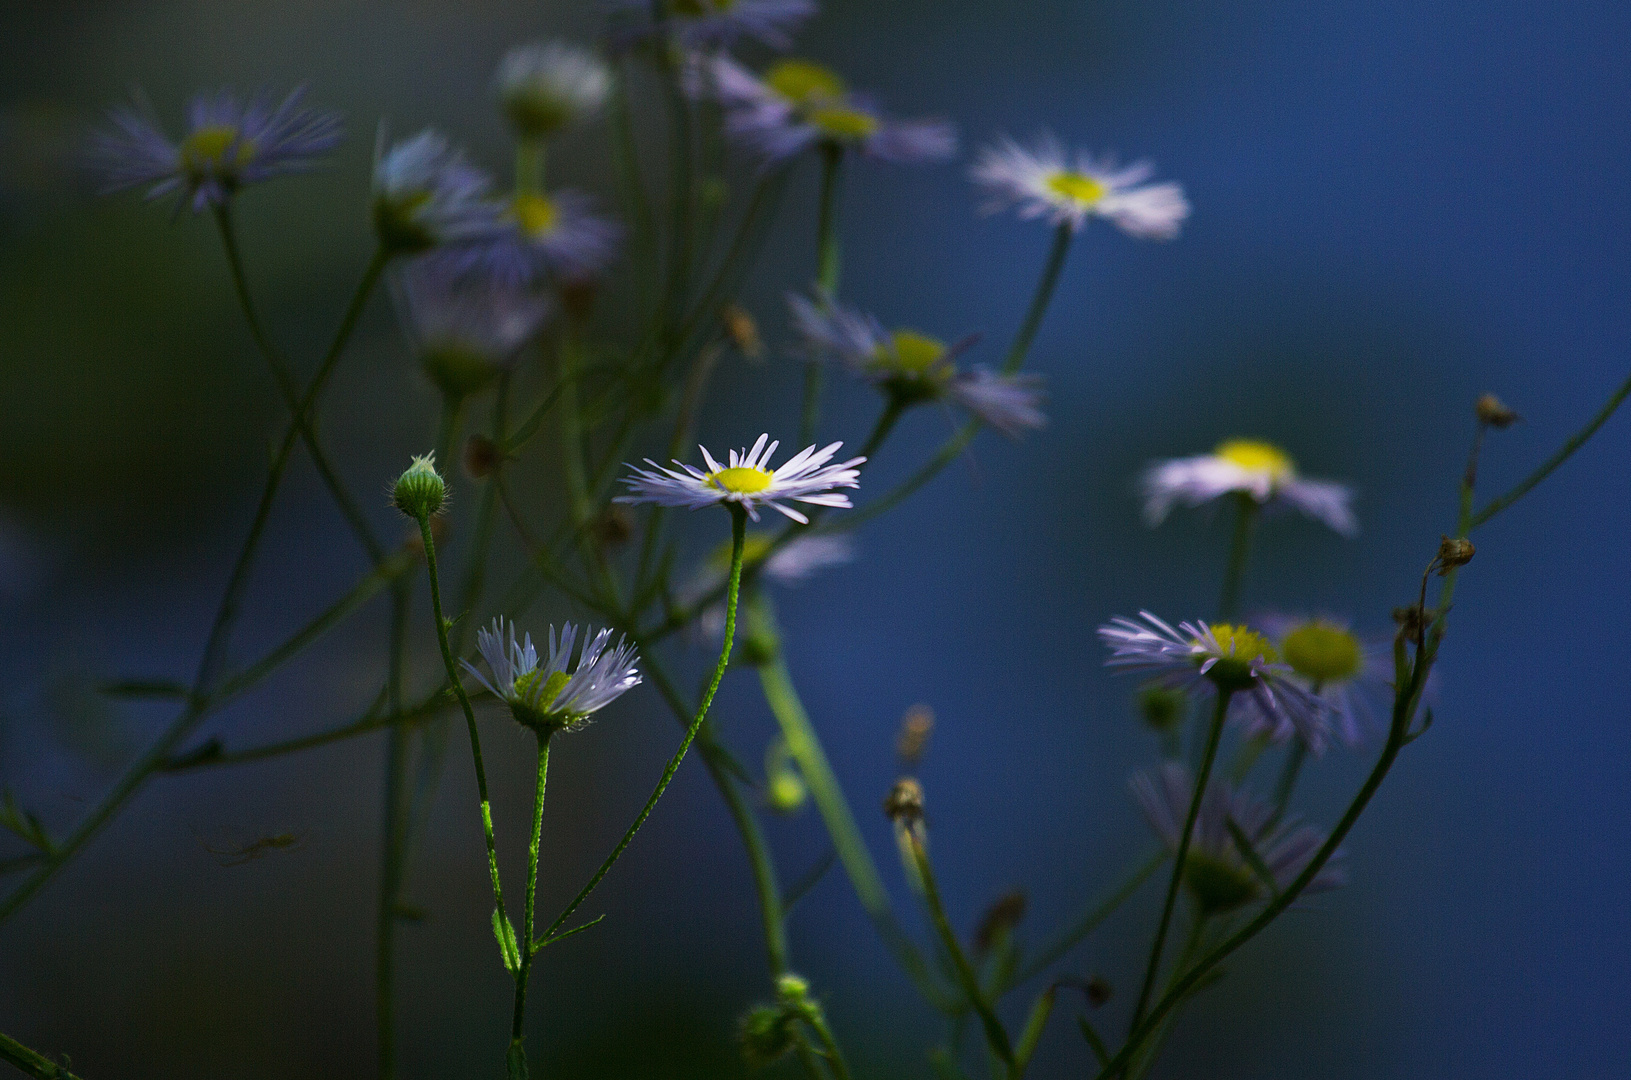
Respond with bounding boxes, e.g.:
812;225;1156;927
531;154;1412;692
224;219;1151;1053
0;1;1627;1076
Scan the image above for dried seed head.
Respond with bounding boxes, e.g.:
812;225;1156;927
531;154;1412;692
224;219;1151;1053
972;889;1027;954
1475;393;1520;429
883;776;924;823
1435;535;1475;575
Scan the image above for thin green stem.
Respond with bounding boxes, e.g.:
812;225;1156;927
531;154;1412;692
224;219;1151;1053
1001;223;1073;374
415;512;508;925
1472;366;1631;528
662;55;695;336
906;830;1014;1067
802;1010;854;1080
515;138;545;195
541;505;749;940
0;1031;87;1080
1218;494;1258;622
508;732;553;1072
1130;689;1232;1031
1270;737;1309;823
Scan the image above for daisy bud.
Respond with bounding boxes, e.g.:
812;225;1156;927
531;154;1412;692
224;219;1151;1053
1435;535;1475;575
972;889;1027;954
1086;976;1113;1007
392;453;447;519
464;434;500;479
1475;393;1520;429
775;973;810;1003
883;777;924;823
737;1005;796;1067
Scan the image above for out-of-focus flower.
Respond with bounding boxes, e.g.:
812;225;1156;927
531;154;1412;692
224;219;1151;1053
460;190;623;285
1131;762;1346;915
464;618;641;733
682;532;856;640
787;294;1045;437
618;434;863;524
708;57;956;165
1099;612;1331;751
390;257;551;400
623;0;816;52
1141;439;1357;537
971;133;1188;239
1258;614;1398;747
92;87;343;213
495;41;612;139
371;129;504;255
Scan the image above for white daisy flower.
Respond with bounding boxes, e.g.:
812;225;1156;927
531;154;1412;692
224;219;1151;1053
494;41;612;139
1099;611;1332;752
617;434;864;524
787;293;1046;438
463;618;641;733
971;133;1189;239
1257;614;1402;747
1131;762;1347;915
1141;439;1358;537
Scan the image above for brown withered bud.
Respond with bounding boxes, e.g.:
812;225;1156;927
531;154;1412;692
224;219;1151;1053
1392;603;1434;639
463;434;501;480
1475;393;1520;429
883;777;924;823
1085;976;1112;1008
721;302;764;359
972;889;1027;954
1435;535;1475;575
896;703;934;764
557;278;599;321
593;505;635;548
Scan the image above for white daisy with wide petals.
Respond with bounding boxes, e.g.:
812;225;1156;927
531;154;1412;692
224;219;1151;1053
617;434;864;523
971;133;1189;238
1141;439;1357;536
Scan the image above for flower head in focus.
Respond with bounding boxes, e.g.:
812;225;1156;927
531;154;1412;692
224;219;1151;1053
618;434;863;523
971;133;1188;239
92;86;343;214
495;42;612;139
371;129;505;256
463;618;641;733
1131;762;1347;914
390;257;552;400
1141;439;1357;537
1099;611;1331;751
707;57;956;165
787;294;1046;437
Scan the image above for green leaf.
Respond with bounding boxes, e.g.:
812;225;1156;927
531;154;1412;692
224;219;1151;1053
491;907;521;974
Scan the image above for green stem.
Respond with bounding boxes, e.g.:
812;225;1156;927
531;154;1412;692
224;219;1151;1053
857;397;906;462
515;138;545;195
1270;737;1309;823
610;62;658;305
802;1009;854;1080
509;732;552;1071
540;504;749;941
415;512;509;927
1472;366;1631;528
1130;689;1232;1031
662;55;695;336
1001;223;1073;373
0;1031;87;1080
1217;494;1258;621
906;830;1014;1067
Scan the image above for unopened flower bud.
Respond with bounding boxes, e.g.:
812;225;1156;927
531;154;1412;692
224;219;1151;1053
722;302;764;359
737;1005;796;1067
495;42;611;141
393;454;447;519
1137;684;1186;732
972;889;1027;954
883;777;924;823
1475;393;1520;429
1085;975;1112;1007
592;505;634;548
896;703;934;764
1435;535;1475;575
464;434;501;479
775;973;810;1003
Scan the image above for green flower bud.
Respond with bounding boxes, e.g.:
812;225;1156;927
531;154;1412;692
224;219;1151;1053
393;453;447;519
775;973;811;1003
737;1005;796;1068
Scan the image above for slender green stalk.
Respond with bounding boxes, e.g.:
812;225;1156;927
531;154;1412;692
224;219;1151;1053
540;505;749;941
1472;366;1631;528
802;1009;854;1080
415;512;509;927
164;696;446;770
1270;737;1309;823
1218;494;1258;621
1001;223;1073;373
1012;985;1057;1076
801;144;845;445
508;733;553;1072
905;830;1014;1068
857;397;906;463
1129;689;1232;1031
0;1031;86;1080
375;681;410;1080
515;138;545;194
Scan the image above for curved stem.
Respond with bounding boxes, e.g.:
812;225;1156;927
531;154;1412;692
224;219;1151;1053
0;1031;87;1080
1471;366;1631;528
1129;689;1231;1031
1001;223;1073;373
540;504;748;940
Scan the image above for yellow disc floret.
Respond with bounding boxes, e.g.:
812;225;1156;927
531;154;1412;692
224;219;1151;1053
887;330;947;374
511;193;559;238
765;60;846;105
1198;623;1278;692
808;105;879;140
1281;621;1363;684
1215;439;1295;481
711;466;774;494
1045;171;1108;206
180;125;255;180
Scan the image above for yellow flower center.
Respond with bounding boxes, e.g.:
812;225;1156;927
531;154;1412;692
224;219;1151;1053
765;60;847;106
511;193;559;238
711;466;774;494
1281;621;1362;683
1045;171;1108;206
1199;624;1277;692
808;105;879;140
180;125;254;177
888;330;947;373
1215;439;1295;481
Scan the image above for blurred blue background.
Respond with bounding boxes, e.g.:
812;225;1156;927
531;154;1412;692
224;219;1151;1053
0;0;1628;1076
